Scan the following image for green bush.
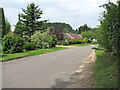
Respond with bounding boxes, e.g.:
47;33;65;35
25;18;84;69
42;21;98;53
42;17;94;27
62;42;69;46
24;42;36;51
91;41;98;44
81;40;85;44
67;39;85;45
84;37;88;43
31;31;58;49
50;35;58;48
2;34;25;54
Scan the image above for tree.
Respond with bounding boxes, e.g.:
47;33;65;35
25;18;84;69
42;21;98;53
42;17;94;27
44;22;75;33
0;8;5;38
98;1;120;58
81;30;95;39
20;3;43;38
49;25;64;41
76;24;91;34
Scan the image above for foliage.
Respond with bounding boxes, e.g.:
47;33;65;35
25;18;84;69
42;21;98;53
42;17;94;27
81;30;95;39
0;8;5;38
50;35;58;47
2;33;25;54
14;14;24;37
76;24;91;34
62;39;85;46
84;37;88;43
91;41;98;44
0;8;11;38
49;25;64;40
97;1;120;59
24;42;36;51
44;22;75;33
62;42;69;46
5;19;11;34
31;30;57;49
18;3;46;39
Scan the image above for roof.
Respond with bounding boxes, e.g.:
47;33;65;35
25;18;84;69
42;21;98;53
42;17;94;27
63;33;83;40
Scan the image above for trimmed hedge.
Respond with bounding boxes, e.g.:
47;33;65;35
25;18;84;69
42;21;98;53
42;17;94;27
2;34;25;54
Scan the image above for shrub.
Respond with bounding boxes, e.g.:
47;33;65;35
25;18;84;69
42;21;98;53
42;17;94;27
91;41;98;44
81;40;85;44
84;37;88;43
31;31;58;49
67;39;85;45
50;35;58;48
24;42;36;51
2;34;25;54
62;42;69;46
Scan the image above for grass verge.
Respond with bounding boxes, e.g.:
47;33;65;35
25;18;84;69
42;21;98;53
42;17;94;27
93;46;118;88
0;47;68;62
70;43;95;47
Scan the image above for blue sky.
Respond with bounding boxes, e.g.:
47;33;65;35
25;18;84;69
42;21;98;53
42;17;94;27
1;0;117;31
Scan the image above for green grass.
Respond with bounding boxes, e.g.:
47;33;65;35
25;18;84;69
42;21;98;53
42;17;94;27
0;47;68;62
70;43;94;47
93;46;118;88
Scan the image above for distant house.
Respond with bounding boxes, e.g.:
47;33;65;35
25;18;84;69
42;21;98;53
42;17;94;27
63;33;83;42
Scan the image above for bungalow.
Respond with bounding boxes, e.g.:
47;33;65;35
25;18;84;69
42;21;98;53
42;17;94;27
63;33;83;42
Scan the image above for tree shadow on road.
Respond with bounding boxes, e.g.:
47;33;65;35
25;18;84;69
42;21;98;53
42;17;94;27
50;79;73;88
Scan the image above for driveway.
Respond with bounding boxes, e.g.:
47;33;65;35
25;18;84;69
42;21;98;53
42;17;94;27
2;45;96;88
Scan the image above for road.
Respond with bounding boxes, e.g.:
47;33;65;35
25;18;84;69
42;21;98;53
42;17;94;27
2;45;95;88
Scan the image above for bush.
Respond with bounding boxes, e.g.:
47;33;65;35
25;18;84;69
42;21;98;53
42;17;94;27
49;35;58;48
2;34;25;54
84;37;88;43
81;40;85;44
24;42;36;51
67;39;85;45
31;31;58;49
62;42;69;46
91;41;98;44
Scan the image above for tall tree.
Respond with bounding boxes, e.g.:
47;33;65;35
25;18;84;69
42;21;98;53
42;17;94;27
44;22;75;33
49;25;64;41
0;8;5;38
98;1;120;58
76;24;91;34
20;3;43;38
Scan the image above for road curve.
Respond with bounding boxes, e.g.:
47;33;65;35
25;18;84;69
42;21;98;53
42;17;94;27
2;45;96;88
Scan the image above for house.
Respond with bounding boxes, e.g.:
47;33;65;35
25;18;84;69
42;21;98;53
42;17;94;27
63;33;83;42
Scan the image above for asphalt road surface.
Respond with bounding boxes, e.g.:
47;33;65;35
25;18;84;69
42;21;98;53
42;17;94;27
2;45;96;88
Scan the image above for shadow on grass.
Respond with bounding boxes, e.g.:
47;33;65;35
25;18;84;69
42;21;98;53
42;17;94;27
92;47;103;50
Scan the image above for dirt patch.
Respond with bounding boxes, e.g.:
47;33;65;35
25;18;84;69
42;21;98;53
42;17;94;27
66;50;96;88
56;45;77;48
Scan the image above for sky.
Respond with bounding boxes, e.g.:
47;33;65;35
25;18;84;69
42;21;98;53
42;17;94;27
1;0;118;31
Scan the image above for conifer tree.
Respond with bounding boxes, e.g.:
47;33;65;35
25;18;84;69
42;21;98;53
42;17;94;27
20;3;43;37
